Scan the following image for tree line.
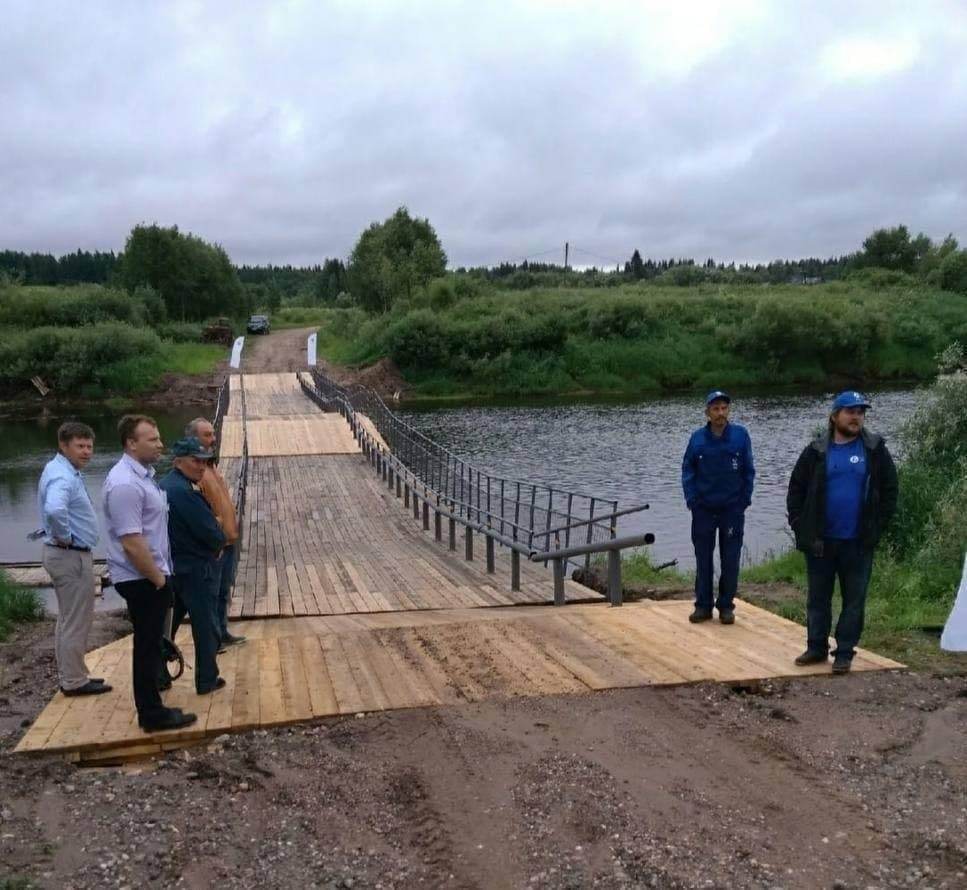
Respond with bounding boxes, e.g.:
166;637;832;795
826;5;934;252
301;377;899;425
3;217;965;324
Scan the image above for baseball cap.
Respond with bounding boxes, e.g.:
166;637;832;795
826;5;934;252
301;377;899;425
705;390;731;406
170;436;215;459
831;390;871;412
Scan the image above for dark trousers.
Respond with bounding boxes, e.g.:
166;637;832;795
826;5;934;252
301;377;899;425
692;505;745;612
115;578;170;722
805;538;874;659
171;560;221;693
215;545;237;640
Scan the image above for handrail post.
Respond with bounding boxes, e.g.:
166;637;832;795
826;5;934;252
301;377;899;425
422;499;430;531
434;509;442;542
485;535;495;574
404;482;410;508
449;517;456;551
608;549;623;606
552;558;565;605
465;526;473;561
511;550;520;591
413;490;420;520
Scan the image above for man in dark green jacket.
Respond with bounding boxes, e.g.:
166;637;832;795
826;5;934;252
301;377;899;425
160;437;227;694
786;391;898;673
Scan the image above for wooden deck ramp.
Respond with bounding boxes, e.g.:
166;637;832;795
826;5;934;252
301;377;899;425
15;372;904;764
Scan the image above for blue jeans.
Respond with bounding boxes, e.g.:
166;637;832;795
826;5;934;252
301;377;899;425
215;545;237;640
805;539;874;659
691;505;745;612
171;560;221;693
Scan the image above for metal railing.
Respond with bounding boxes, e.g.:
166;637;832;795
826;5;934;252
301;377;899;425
212;375;230;461
299;370;655;606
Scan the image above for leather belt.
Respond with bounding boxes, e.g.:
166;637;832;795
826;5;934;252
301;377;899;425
46;543;92;553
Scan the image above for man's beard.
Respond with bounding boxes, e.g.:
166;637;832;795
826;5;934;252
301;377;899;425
833;418;861;438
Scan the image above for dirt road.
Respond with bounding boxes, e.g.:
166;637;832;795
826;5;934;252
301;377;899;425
2;610;966;889
241;326;317;374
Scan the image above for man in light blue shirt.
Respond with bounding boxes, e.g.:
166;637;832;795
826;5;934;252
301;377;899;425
38;421;110;696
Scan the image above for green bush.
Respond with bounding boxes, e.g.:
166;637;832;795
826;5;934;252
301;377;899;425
938;249;967;295
0;283;151;327
155;321;203;342
0;322;162;389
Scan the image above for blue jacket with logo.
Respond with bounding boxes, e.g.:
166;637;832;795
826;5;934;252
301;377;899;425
681;422;755;511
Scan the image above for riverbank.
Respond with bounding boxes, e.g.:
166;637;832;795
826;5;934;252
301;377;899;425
293;280;967;399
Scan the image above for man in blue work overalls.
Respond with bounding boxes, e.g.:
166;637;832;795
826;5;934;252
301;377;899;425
681;391;756;624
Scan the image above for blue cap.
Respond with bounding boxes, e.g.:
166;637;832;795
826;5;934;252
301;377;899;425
170;436;215;459
831;390;871;412
705;390;731;406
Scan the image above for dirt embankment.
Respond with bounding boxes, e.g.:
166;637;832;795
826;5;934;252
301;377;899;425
2;610;967;889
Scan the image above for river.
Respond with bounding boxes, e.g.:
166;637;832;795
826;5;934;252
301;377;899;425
0;389;920;576
398;387;921;569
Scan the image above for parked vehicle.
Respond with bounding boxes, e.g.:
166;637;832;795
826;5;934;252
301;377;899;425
201;317;234;346
247;314;271;334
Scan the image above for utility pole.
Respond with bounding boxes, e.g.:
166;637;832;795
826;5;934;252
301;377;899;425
564;241;569;271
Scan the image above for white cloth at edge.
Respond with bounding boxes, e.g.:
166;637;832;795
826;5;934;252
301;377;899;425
940;551;967;652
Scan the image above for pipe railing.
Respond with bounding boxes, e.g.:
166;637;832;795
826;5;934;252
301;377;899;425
298;371;656;606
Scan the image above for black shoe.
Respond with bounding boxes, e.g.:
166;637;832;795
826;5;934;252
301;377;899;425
197;677;227;695
688;608;713;623
221;632;247;647
139;708;198;732
794;650;829;666
61;680;113;697
832;655;852;674
158;677;172;692
90;678;105;684
719;609;735;625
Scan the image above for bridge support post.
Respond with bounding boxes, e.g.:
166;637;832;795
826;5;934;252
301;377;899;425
396;475;402;498
485;535;495;574
388;466;394;489
449;518;456;551
382;458;388;483
511;550;520;591
404;483;410;508
413;492;420;520
422;500;430;531
434;510;442;541
608;549;623;606
552;558;565;605
465;527;473;561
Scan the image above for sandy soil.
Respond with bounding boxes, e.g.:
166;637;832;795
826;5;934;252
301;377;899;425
2;610;966;890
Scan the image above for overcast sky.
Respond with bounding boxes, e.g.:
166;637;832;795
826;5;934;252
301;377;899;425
3;0;966;268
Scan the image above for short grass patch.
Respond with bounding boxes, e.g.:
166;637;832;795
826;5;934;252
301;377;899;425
0;570;44;641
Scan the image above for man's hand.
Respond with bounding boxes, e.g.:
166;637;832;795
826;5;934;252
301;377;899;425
120;533;166;589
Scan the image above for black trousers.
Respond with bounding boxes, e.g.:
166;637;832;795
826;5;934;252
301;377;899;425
115;577;171;721
804;539;874;659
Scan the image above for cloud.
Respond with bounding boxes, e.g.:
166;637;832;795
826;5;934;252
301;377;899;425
1;0;966;267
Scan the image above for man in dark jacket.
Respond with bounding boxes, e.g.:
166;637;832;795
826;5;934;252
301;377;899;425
682;390;755;624
787;391;898;673
160;437;227;694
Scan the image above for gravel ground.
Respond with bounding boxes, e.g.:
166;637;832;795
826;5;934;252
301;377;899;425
2;611;967;889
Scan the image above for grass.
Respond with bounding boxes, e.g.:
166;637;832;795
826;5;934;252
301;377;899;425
79;341;225;398
271;307;333;329
0;570;44;642
739;547;963;671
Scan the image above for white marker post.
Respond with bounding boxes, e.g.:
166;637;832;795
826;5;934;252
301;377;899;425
229;336;245;369
307;332;317;367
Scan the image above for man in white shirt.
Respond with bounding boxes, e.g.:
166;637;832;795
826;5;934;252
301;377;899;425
103;414;196;733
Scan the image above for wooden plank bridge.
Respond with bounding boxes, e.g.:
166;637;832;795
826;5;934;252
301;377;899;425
15;372;902;764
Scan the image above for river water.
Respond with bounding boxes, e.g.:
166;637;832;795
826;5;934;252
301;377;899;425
0;390;920;576
398;388;920;569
